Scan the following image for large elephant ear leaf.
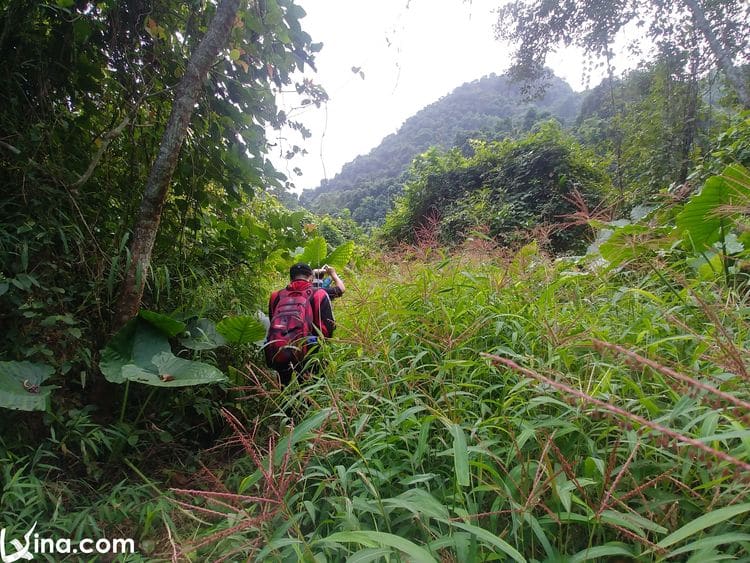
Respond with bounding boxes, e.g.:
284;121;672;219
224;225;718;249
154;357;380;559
298;236;328;268
122;352;227;387
676;164;749;251
0;361;56;411
139;310;186;337
100;319;171;383
216;316;267;345
676;175;730;251
599;224;651;266
180;318;227;350
324;241;355;270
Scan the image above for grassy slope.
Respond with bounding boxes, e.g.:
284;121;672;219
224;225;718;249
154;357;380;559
187;244;750;562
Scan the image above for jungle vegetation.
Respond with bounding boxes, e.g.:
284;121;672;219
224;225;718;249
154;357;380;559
1;0;749;561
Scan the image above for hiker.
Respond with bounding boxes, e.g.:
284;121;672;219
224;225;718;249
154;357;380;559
265;262;336;387
313;264;346;301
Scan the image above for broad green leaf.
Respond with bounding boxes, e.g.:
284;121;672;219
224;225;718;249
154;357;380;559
600;509;667;535
298;236;328;268
447;521;526;563
320;531;437;563
100;319;170;384
667;533;750;557
449;423;470;487
676;175;728;250
180;318;227;351
382;489;450;520
324;241;355;270
273;408;331;465
0;361;55;411
569;543;634;562
722;162;750;196
121;352;226;387
345;548;393;563
523;511;555;560
599;224;651;266
675;165;749;251
216;315;266;344
656;503;750;549
139;310;186;337
252;538;305;562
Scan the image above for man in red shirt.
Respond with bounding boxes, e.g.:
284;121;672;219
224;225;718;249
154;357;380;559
265;262;336;387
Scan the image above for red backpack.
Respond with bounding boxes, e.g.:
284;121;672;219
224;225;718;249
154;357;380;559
264;286;315;368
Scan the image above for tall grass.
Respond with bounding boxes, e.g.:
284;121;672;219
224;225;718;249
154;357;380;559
179;245;750;561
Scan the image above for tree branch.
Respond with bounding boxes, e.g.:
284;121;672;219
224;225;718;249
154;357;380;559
680;0;750;109
72;115;131;188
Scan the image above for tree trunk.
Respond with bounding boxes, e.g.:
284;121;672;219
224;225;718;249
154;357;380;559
678;52;700;183
681;0;750;109
114;0;241;329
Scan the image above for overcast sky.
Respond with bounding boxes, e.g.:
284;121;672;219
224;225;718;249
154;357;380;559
268;0;639;194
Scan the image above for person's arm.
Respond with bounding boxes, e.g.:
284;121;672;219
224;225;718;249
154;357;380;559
268;291;278;321
313;290;336;338
325;265;345;294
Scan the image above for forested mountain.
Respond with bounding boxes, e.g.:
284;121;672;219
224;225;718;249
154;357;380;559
299;72;583;225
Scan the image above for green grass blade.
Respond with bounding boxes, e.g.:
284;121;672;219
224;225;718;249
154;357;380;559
448;521;526;563
448;423;470;487
666;533;750;557
656;504;750;549
569;543;634;562
321;531;437;563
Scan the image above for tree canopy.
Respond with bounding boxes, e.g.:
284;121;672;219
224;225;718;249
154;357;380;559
495;0;750;108
382;121;609;252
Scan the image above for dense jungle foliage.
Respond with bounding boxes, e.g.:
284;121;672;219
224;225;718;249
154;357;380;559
1;0;750;561
299;74;582;226
301;60;747;230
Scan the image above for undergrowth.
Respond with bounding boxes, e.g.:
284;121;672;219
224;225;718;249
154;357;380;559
170;244;750;562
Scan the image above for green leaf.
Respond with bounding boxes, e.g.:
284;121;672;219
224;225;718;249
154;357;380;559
382;489;450;520
675;164;750;251
667;533;750;557
320;531;437;563
656;503;750;549
449;423;470;487
139;310;187;337
599;224;650;266
324;241;355;270
676;176;730;250
345;548;393;563
447;521;526;563
273;408;331;465
0;361;55;411
180;318;227;351
99;319;171;384
569;543;634;562
600;509;667;536
121;352;226;387
216;315;266;344
298;236;328;268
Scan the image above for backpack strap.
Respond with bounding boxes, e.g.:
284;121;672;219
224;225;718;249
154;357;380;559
303;287;315;336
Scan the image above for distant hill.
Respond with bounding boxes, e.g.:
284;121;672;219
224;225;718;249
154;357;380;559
299;72;584;225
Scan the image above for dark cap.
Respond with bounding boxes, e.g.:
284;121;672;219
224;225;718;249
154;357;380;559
290;262;313;279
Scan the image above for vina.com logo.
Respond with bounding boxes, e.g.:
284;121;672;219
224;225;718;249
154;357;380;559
0;523;35;563
0;523;135;561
